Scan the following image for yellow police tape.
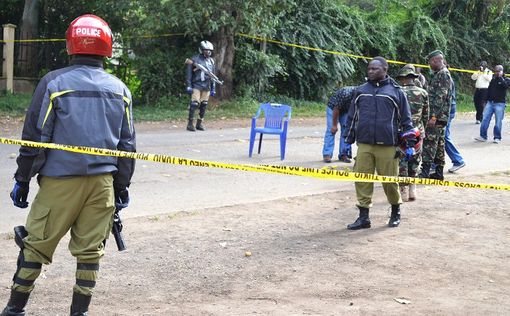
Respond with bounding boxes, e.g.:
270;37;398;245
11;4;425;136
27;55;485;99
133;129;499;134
237;33;480;75
1;137;508;191
0;32;485;76
0;33;185;43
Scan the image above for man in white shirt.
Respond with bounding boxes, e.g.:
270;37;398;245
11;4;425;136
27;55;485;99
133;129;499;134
471;61;492;124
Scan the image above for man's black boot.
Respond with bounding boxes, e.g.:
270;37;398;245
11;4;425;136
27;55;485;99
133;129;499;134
186;119;196;132
196;119;205;131
70;292;92;316
388;204;401;227
187;101;198;132
419;163;431;178
429;165;444;180
1;290;30;316
347;207;371;230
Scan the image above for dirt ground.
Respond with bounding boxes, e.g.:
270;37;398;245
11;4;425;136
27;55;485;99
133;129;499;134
0;118;509;315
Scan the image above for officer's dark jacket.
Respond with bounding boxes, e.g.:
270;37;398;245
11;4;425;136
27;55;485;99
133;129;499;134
15;56;136;189
186;53;216;91
343;76;413;146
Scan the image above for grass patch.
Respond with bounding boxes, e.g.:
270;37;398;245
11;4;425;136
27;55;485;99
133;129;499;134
456;92;475;113
0;91;503;123
132;94;324;122
0;92;31;116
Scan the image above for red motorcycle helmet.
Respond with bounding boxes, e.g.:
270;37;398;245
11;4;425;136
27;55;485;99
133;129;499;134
66;14;112;57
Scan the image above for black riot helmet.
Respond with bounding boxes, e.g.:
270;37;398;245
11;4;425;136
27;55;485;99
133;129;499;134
199;40;213;57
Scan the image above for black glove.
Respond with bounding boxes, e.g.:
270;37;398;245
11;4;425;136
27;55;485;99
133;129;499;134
10;181;29;209
114;187;130;210
405;139;417;148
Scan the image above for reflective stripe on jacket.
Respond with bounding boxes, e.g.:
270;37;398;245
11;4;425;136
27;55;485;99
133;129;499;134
343;76;413;146
15;56;136;188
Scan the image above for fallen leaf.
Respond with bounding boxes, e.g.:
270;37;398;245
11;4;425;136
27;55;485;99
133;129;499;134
394;297;411;305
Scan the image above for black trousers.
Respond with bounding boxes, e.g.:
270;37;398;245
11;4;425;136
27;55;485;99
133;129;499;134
473;88;488;121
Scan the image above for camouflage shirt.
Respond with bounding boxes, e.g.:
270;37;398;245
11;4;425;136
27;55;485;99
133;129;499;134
402;84;429;135
327;86;356;113
427;67;453;125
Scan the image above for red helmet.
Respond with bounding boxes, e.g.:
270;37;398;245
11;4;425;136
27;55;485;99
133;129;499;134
397;128;422;156
66;14;112;57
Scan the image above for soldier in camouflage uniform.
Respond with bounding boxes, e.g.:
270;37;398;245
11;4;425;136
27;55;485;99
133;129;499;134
419;50;453;180
396;65;429;201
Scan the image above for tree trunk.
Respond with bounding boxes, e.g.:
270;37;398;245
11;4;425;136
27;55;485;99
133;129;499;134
212;26;234;101
18;0;40;77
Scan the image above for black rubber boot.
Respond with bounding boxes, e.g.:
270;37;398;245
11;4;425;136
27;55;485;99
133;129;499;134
187;101;198;132
347;207;371;230
429;165;444;180
388;204;401;227
186;119;196;132
419;163;431;178
196;119;205;131
1;290;30;316
70;292;92;316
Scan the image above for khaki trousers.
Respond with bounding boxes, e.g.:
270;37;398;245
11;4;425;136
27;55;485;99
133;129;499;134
354;143;402;208
13;174;115;295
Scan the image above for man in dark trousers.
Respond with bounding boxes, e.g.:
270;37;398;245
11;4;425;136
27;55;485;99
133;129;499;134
2;14;136;316
343;57;414;229
471;61;492;124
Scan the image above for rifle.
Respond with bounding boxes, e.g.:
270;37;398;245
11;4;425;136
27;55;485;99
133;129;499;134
185;58;224;85
111;209;126;251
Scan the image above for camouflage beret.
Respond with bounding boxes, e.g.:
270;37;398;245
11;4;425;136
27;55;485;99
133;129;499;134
403;64;416;71
426;50;443;60
396;66;418;78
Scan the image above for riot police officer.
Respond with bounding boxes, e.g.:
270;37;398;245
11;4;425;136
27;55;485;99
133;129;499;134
185;40;217;131
1;14;135;316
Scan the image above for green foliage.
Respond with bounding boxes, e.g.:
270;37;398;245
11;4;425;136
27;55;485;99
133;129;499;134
2;0;510;107
233;42;286;97
0;92;31;116
0;0;23;25
270;0;359;100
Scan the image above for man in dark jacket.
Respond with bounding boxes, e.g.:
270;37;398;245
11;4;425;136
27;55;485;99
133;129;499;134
343;57;414;229
2;15;135;316
475;64;510;143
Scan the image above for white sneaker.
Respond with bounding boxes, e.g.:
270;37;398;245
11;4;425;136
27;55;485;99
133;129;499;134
474;136;487;142
408;184;417;201
448;163;465;173
493;139;501;144
400;186;409;202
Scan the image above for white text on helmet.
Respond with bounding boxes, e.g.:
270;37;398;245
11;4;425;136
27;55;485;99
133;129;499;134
75;28;102;37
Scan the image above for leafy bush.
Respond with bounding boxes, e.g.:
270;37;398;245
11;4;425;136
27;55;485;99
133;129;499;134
0;92;31;116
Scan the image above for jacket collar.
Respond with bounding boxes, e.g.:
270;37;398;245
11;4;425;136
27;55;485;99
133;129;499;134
70;55;104;68
368;75;391;87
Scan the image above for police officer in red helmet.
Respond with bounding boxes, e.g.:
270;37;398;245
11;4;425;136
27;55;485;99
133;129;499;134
1;14;136;316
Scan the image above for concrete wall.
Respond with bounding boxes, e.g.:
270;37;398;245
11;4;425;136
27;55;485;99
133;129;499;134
0;78;37;94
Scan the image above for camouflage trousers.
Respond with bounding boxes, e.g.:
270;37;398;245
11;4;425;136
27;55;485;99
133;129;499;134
399;153;421;185
421;125;446;167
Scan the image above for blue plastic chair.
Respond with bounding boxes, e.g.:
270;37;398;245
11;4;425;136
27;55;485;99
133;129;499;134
249;103;292;160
